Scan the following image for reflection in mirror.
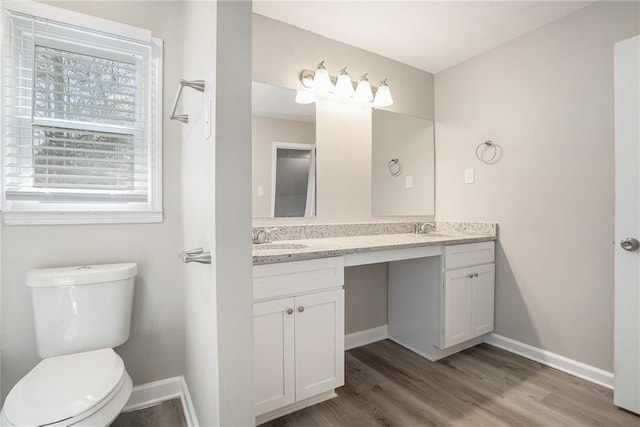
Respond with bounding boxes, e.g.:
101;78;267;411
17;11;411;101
272;143;316;217
372;109;435;216
252;82;316;218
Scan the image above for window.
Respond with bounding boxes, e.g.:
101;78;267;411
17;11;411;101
2;5;163;224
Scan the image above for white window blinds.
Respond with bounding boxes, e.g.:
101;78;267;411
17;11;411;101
3;10;162;211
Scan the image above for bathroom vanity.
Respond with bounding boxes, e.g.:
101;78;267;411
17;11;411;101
251;223;497;424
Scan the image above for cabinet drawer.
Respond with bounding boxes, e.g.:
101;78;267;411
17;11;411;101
444;242;495;270
253;257;344;301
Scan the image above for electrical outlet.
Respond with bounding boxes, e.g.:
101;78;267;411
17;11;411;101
406;176;413;188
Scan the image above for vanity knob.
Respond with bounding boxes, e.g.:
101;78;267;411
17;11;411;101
474;273;479;277
298;306;305;313
468;274;474;278
286;308;293;315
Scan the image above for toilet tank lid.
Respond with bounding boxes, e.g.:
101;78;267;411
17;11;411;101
27;263;137;287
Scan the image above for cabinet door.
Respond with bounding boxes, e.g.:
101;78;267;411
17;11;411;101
471;263;495;337
294;289;345;401
443;268;473;348
253;298;295;416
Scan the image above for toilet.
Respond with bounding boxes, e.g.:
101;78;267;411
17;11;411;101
1;263;137;426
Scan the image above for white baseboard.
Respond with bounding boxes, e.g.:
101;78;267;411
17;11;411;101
123;376;199;426
484;333;614;389
345;325;388;350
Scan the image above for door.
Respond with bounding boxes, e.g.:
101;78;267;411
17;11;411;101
471;264;495;337
614;35;640;414
271;142;316;218
443;268;472;348
294;290;344;401
253;298;295;415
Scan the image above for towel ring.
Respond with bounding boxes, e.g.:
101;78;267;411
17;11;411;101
476;140;498;164
388;158;402;176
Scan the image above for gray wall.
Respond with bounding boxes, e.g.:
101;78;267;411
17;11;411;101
213;1;254;425
181;2;254;424
253;14;434;120
1;1;185;399
180;1;219;425
435;1;640;371
345;264;388;334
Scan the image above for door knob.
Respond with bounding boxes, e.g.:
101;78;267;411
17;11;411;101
621;238;640;252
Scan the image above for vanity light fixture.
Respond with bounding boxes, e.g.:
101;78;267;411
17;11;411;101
335;67;356;98
297;61;393;107
311;61;332;92
355;73;374;103
373;79;393;107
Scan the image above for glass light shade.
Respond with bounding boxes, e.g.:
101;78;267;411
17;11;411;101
373;81;393;107
355;75;373;103
335;68;355;98
311;62;332;92
295;89;315;104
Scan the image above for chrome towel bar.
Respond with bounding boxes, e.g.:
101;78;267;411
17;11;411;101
170;79;205;124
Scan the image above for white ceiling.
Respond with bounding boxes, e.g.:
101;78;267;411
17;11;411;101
253;0;593;74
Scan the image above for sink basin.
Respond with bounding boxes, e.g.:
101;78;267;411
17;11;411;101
253;243;308;250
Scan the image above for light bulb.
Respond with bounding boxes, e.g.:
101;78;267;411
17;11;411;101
335;67;355;99
311;61;332;92
295;89;315;104
355;74;373;103
373;79;393;107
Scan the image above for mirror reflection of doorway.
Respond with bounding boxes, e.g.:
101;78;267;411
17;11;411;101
271;142;316;217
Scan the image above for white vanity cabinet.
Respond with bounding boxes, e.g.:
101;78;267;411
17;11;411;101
442;242;495;348
388;241;495;361
253;258;345;423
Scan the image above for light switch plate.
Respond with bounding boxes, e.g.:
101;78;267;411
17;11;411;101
257;186;264;197
465;168;475;184
204;99;212;140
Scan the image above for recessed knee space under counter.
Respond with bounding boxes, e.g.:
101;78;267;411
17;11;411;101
251;221;497;424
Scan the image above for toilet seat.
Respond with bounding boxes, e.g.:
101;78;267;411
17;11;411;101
1;349;131;427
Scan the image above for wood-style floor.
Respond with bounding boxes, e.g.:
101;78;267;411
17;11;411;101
111;398;187;427
262;340;640;426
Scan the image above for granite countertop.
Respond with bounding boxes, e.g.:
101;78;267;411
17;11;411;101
252;232;496;265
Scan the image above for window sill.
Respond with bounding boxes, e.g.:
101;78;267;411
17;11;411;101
2;210;163;226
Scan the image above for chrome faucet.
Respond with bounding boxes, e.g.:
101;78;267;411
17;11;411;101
414;222;436;234
252;227;277;244
420;223;435;234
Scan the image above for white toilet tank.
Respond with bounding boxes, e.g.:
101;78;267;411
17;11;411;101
27;263;137;358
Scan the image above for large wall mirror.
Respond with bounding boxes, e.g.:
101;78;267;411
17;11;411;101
252;82;316;218
372;109;435;216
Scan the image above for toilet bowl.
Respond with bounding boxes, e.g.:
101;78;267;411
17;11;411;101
1;349;132;426
1;263;137;427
